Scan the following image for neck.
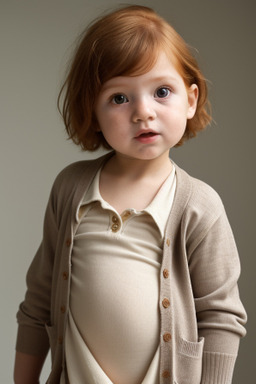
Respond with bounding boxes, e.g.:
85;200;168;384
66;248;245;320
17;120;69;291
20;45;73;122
103;151;173;181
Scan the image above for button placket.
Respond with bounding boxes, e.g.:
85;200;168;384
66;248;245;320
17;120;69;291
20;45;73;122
161;236;172;381
111;215;121;232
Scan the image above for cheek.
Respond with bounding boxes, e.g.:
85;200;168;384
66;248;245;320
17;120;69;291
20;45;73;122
165;105;188;126
98;107;119;124
166;109;187;140
103;112;126;133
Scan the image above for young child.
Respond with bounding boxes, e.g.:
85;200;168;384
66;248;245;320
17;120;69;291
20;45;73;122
14;5;247;384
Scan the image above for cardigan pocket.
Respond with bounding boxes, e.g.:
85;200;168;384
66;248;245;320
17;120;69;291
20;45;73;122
174;337;204;384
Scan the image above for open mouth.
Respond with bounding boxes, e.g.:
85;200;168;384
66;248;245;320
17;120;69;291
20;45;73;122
136;131;158;138
135;131;159;143
139;132;157;137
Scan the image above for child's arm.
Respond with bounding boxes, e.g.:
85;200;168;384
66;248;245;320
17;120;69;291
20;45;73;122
15;172;61;380
187;186;247;382
14;162;89;382
14;351;46;384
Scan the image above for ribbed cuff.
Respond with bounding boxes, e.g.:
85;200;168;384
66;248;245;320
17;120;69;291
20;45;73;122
201;351;237;384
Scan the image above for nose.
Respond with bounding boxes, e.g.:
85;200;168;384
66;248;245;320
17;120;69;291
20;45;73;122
131;98;157;123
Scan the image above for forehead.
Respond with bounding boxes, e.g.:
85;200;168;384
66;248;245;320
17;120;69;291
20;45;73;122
100;52;184;91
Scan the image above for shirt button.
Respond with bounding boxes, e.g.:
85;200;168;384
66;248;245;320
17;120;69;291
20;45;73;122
166;238;170;247
111;223;120;232
112;215;118;223
65;238;71;247
163;269;169;279
163;332;172;342
162;298;170;308
62;271;68;280
60;305;66;314
122;211;131;221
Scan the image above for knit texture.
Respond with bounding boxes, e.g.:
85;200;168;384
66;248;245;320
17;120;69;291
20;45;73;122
15;154;247;384
201;352;237;384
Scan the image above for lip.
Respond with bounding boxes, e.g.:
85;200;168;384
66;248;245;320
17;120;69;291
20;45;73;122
134;129;160;144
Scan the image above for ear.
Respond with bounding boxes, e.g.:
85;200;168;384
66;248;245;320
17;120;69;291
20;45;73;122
187;84;198;119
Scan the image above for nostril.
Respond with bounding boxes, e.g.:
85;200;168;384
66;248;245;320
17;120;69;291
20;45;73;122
132;108;157;123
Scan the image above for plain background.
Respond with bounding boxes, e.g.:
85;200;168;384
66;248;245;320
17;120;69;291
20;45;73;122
1;0;255;382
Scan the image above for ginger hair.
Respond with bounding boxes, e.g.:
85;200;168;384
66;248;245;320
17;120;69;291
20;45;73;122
58;5;211;150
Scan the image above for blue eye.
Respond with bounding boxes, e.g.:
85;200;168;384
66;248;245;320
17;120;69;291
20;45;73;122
156;87;170;98
112;94;129;104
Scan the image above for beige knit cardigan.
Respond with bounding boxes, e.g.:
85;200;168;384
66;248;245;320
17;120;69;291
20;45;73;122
16;153;247;384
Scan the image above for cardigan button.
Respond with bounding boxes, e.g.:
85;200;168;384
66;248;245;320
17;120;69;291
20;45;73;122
163;269;169;279
162;298;170;308
60;305;66;314
166;238;170;247
58;337;63;345
65;238;71;247
163;332;172;342
63;271;68;280
162;370;170;378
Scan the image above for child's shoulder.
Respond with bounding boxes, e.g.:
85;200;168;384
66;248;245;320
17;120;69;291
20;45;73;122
174;164;235;260
50;153;111;199
175;163;225;217
56;153;111;185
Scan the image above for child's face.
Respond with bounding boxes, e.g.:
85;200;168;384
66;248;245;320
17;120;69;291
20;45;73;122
94;51;198;162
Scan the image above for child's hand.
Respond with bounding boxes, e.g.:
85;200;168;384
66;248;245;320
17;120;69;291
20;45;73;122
14;351;45;384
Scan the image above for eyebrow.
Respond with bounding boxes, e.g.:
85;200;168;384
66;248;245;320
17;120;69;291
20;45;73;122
150;75;179;84
101;75;179;92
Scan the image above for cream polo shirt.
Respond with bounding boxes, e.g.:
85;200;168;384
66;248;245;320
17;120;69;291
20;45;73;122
65;165;176;384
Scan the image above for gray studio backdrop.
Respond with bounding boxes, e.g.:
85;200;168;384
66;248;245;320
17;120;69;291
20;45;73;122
1;0;255;382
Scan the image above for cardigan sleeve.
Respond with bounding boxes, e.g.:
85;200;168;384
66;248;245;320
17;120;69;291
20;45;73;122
15;182;58;357
15;157;105;357
186;185;247;383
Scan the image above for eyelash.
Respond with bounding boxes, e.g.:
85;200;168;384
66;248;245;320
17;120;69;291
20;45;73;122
155;87;172;99
111;94;129;105
110;86;172;105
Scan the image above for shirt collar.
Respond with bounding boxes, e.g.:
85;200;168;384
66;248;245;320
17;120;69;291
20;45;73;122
77;163;176;238
142;166;176;237
76;167;113;221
